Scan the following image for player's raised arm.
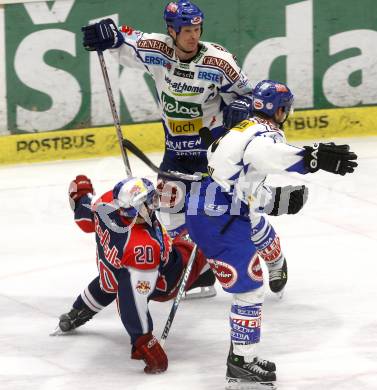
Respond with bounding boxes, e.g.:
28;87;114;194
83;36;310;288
68;175;95;233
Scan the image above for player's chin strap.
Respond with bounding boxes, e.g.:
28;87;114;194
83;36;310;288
97;50;132;177
122;139;203;182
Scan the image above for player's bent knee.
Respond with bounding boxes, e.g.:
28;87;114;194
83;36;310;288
233;285;265;306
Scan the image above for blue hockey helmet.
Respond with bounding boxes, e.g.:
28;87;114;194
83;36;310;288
251;80;294;118
113;177;158;218
164;1;204;33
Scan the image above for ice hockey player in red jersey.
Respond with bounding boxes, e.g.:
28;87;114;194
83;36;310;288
53;175;211;374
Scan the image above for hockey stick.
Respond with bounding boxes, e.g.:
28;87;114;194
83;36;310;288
97;50;132;176
160;243;198;348
98;51;201;346
122;138;202;182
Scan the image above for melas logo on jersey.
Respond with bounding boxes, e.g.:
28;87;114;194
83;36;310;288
162;92;203;119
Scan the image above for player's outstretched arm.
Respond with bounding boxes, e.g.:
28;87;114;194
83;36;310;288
266;185;309;216
303;142;358;175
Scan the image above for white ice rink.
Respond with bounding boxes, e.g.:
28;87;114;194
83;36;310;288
1;137;376;390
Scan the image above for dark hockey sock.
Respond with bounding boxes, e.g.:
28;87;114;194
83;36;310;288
73;276;116;312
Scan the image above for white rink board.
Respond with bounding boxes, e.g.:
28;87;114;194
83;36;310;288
0;137;377;390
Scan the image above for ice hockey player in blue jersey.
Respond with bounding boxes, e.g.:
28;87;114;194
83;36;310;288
185;80;358;389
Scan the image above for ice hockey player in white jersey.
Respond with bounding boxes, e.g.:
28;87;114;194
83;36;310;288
185;80;358;389
81;1;253;241
81;0;255;299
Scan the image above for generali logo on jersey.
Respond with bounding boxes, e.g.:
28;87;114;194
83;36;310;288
203;56;239;82
161;92;203;119
137;39;174;58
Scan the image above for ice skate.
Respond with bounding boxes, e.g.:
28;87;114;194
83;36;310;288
268;259;287;298
226;352;277;390
183;269;217;300
50;306;96;336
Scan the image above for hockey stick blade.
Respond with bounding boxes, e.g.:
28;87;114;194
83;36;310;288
122;139;202;181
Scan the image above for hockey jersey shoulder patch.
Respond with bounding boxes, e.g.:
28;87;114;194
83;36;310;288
209;43;239;64
202;55;239;82
137;36;174;58
231;120;256;132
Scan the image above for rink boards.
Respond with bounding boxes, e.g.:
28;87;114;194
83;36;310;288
1;105;377;165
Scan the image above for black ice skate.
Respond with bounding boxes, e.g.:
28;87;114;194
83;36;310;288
268;258;287;297
226;352;277;390
183;268;217;300
50;305;96;336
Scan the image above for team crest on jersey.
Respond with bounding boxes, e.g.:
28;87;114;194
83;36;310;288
207;259;238;289
136;280;151;295
247;254;263;282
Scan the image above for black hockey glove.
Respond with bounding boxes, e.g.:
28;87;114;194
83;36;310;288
82;18;124;51
268;185;308;216
199;127;214;148
223;96;253;130
303;142;358;175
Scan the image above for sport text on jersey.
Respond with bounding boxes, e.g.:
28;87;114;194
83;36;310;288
137;39;174;58
202;56;239;82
